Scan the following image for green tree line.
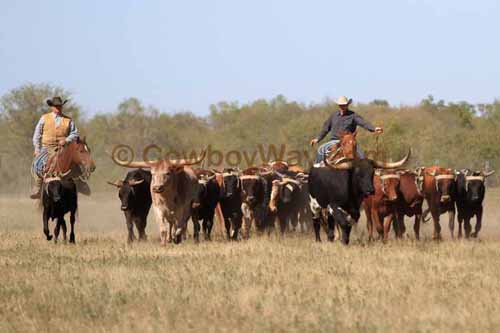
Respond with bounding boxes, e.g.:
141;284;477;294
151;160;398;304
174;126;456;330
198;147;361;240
1;83;499;193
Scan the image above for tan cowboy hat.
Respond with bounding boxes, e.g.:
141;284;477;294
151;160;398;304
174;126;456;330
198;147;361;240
46;96;69;107
335;96;352;106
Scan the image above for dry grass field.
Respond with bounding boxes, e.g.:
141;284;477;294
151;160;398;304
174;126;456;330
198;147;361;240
1;189;500;332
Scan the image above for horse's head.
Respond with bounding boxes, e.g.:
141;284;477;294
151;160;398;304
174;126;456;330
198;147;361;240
73;137;96;178
338;131;358;160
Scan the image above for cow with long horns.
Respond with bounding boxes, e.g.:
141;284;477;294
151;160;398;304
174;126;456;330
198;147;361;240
455;169;494;238
107;169;152;243
269;170;308;233
393;169;424;240
363;169;402;242
192;169;220;241
111;149;206;245
421;167;456;240
214;168;243;240
308;150;410;245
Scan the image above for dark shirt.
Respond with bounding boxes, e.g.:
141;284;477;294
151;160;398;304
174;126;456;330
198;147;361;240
316;110;376;141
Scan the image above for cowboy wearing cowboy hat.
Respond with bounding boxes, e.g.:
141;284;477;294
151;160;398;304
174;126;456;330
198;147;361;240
310;96;383;163
30;97;80;199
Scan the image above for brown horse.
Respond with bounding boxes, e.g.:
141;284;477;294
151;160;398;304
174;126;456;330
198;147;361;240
44;137;96;179
325;131;358;164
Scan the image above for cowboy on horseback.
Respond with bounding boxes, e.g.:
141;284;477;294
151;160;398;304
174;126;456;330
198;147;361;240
31;97;90;198
309;96;383;164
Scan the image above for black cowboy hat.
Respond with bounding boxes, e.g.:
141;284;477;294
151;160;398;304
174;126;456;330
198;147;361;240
46;96;69;107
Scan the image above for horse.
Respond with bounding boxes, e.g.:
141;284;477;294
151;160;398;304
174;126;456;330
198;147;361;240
39;137;95;242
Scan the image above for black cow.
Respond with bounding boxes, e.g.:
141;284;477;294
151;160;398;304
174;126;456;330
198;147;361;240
455;169;494;238
217;168;243;240
308;152;410;245
107;169;152;243
269;171;308;233
41;177;78;243
192;169;220;241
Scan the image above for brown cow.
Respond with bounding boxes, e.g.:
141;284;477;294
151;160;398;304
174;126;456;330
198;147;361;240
111;150;206;245
393;169;424;240
422;166;456;240
363;169;401;242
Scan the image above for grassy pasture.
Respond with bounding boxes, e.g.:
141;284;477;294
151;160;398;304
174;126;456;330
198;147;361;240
1;190;500;332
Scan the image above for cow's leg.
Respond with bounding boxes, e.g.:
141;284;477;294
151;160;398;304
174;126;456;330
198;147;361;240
202;218;209;241
326;213;335;242
457;213;464;239
413;214;421;241
372;208;384;240
208;216;215;240
309;196;322;242
312;217;321;242
69;212;76;244
126;216;136;243
278;214;287;235
431;210;442;240
340;225;352;245
393;212;405;238
42;209;53;241
472;208;483;238
448;208;456;240
205;216;214;241
192;216;201;243
383;214;393;243
224;218;232;240
241;203;252;240
232;216;242;241
464;217;472;238
61;217;68;242
366;207;374;242
54;217;62;243
137;217;147;241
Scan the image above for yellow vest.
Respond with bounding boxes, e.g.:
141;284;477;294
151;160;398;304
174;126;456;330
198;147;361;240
41;112;71;147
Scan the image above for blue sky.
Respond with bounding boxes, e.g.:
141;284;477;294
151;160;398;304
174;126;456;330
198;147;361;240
1;0;499;116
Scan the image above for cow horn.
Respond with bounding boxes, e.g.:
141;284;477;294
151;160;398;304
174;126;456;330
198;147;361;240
483;170;495;177
107;180;123;188
170;149;206;166
372;149;411;169
128;179;144;186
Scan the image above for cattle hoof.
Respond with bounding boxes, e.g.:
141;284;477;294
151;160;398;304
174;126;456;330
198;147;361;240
46;235;53;241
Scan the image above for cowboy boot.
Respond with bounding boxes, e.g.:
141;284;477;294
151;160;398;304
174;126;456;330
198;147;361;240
74;178;91;196
30;176;43;199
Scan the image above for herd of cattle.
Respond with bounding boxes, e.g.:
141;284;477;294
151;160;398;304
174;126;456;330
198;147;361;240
102;148;494;246
38;135;494;245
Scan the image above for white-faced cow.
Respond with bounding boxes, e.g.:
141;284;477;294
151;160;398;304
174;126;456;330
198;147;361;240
455;169;494;238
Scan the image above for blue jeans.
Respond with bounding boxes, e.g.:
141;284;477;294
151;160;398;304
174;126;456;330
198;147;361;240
315;140;365;163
